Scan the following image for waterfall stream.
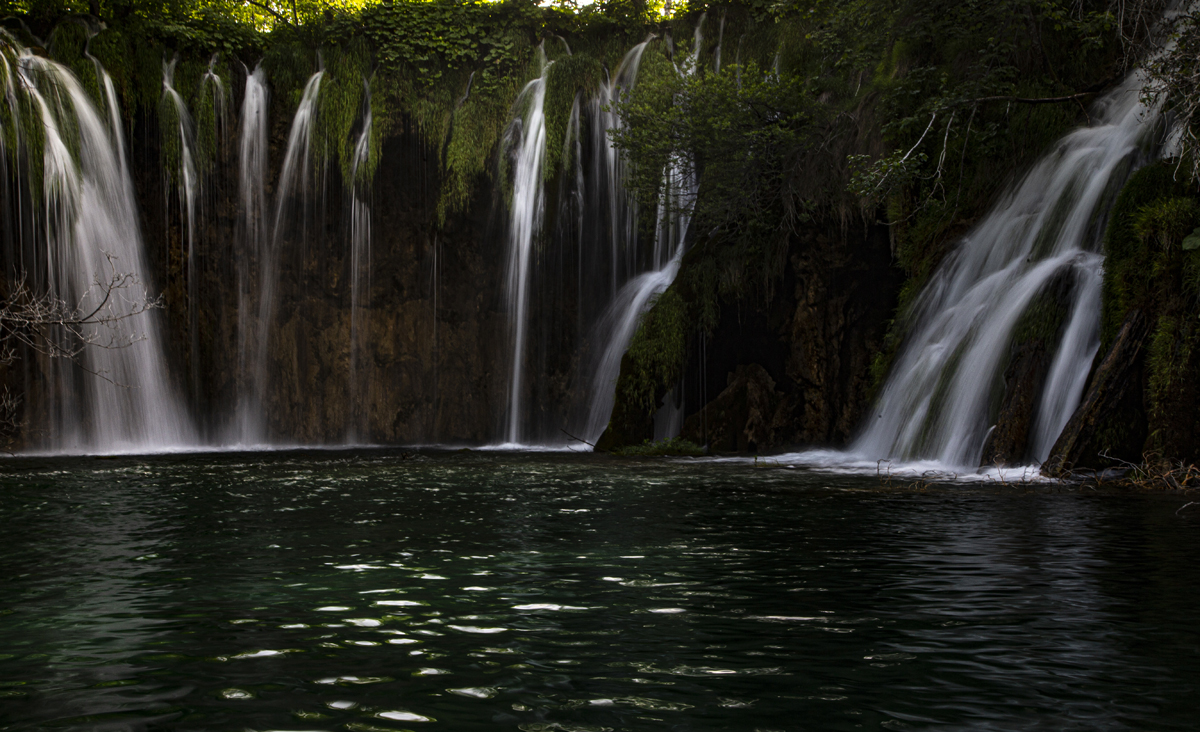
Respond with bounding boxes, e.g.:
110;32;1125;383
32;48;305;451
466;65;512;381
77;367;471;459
2;35;193;452
852;73;1158;469
1;17;1164;459
161;58;200;402
576;19;704;444
347;80;372;443
243;69;324;443
232;63;269;444
502;50;549;445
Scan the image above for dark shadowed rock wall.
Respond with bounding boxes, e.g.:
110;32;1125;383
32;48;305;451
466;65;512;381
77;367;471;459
129;104;510;446
601;217;902;453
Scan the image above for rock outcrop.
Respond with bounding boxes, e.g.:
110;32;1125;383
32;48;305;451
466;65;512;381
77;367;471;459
1042;310;1148;476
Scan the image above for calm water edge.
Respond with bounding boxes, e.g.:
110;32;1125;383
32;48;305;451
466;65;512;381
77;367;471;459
0;450;1198;731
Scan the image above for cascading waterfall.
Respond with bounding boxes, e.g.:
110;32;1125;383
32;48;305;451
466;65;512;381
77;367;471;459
244;69;323;442
577;18;704;443
504;34;656;445
1;34;193;451
853;73;1158;468
346;80;372;443
502;48;549;445
592;37;652;297
232;63;269;444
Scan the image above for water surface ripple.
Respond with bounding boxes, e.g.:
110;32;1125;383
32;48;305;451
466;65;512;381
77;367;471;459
0;451;1197;730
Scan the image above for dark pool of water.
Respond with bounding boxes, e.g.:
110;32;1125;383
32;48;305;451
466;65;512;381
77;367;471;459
1;450;1198;731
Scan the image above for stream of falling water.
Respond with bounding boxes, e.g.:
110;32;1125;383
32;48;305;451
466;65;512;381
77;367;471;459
576;17;704;444
347;80;372;443
849;72;1158;470
1;33;193;452
241;70;324;443
502;47;549;445
233;63;269;444
161;58;200;402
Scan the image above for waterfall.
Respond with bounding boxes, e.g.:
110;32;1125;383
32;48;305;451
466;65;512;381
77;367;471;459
347;80;372;443
854;73;1157;468
713;10;725;74
161;58;201;401
577;20;704;444
579;255;684;441
592;37;652;297
502;50;549;445
243;69;324;442
233;63;269;444
1;34;193;452
200;54;228;143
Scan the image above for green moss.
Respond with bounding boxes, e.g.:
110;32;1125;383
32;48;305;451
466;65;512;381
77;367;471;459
436;62;531;222
314;37;371;183
47;20;103;107
1101;163;1196;351
1145;311;1200;457
1098;164;1200;461
619;285;688;413
262;33;316;112
1012;278;1070;349
544;52;603;175
192;57;232;175
0;43;45;203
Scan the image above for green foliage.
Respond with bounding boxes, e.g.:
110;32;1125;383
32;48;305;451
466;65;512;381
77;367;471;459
359;1;537;94
620;286;688;413
612;436;706;456
314;37;370;181
1098;162;1200;460
1100;163;1196;351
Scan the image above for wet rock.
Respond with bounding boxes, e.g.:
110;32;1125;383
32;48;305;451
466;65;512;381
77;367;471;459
980;341;1050;467
680;364;781;453
1043;310;1148;477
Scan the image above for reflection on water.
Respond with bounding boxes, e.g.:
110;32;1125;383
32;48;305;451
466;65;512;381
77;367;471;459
0;451;1198;730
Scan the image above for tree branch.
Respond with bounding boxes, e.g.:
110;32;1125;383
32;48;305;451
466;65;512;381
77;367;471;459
242;0;294;26
962;91;1099;106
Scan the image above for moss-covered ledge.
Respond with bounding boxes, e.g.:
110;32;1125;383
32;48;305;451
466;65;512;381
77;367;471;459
1045;160;1200;473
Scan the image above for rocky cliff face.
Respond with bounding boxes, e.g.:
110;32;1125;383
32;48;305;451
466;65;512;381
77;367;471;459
129;108;510;445
600;217;902;453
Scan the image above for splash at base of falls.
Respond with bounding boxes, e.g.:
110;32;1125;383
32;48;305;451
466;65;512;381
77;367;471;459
850;71;1159;471
712;449;1055;484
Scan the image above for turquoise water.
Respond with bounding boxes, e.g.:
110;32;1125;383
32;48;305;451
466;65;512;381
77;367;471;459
0;450;1198;730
